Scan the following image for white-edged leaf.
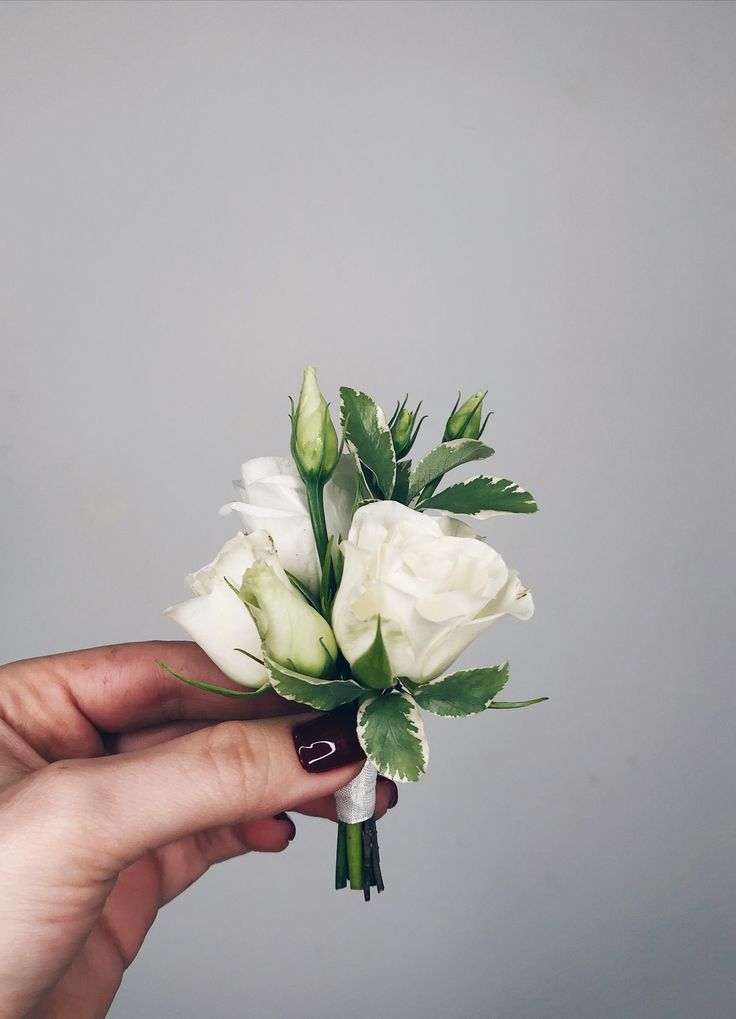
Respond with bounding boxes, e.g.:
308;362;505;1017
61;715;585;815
392;459;412;503
408;439;494;501
357;691;428;783
340;387;396;497
407;664;509;717
265;656;363;710
417;474;537;517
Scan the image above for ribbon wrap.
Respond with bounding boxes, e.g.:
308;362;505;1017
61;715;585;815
334;760;378;824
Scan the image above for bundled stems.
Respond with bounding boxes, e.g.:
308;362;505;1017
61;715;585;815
335;818;384;901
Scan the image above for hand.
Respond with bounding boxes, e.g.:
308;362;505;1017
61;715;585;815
0;641;396;1019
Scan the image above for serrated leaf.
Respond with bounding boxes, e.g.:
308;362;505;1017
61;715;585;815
158;661;270;699
490;697;548;709
264;656;363;711
407;664;509;717
417;474;537;517
340;387;396;498
392;460;412;504
357;691;428;783
350;617;395;690
408;439;494;501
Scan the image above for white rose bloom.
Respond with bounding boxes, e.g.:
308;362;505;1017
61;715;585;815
164;531;274;688
332;501;534;683
220;454;355;592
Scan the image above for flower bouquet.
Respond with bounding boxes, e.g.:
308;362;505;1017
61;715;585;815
163;368;544;899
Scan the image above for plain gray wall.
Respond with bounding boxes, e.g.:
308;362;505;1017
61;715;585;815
2;1;735;1017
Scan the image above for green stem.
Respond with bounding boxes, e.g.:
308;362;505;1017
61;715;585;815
335;822;348;889
345;822;364;891
306;481;329;566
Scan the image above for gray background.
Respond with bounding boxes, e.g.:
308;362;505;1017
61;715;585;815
1;1;735;1016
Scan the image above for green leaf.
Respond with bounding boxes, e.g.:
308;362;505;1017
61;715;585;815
340;387;396;498
392;460;412;503
264;656;363;710
407;664;509;717
350;617;395;690
158;661;270;699
408;439;494;501
417;474;537;517
357;691;428;783
490;697;549;709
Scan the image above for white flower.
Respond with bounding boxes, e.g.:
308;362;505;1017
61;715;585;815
163;532;273;688
331;501;534;683
220;454;355;592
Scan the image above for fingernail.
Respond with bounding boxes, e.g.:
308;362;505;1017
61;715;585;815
378;776;399;809
293;706;365;774
275;811;296;841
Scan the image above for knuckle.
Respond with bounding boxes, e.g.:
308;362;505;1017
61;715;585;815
35;760;92;816
198;721;274;816
31;760;105;843
29;763;125;873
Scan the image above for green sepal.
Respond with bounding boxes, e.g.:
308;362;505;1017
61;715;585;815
319;536;335;617
284;570;320;610
349;617;395;690
158;661;270;699
357;690;428;783
332;540;344;588
489;697;549;709
340;387;396;498
317;538;345;618
392;460;412;504
408;439;494;502
406;664;510;717
264;656;363;710
417;474;537;516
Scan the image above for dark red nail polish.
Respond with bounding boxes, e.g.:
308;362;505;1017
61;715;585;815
293;706;365;774
275;812;296;841
378;776;399;809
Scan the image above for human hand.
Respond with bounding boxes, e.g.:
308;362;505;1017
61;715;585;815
0;641;397;1019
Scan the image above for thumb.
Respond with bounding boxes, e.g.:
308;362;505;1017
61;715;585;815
26;711;365;872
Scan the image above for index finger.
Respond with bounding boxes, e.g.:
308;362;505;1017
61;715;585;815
1;641;301;754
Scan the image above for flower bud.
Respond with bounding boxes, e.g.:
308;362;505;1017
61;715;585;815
239;558;338;677
443;391;488;441
291;366;339;483
389;397;425;459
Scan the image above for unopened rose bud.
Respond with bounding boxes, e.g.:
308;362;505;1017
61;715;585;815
443;391;489;441
389;397;425;459
291;366;339;483
239;558;338;677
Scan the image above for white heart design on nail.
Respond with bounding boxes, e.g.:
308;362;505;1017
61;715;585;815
298;740;337;765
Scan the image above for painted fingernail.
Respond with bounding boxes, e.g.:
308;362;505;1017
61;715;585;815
275;811;296;841
378;776;399;809
293;706;365;774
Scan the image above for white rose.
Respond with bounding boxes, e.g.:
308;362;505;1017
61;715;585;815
331;501;534;683
220;454;355;592
163;532;273;687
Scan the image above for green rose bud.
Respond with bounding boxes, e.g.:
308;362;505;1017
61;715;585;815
291;366;339;484
443;391;490;441
388;396;425;459
239;558;338;678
